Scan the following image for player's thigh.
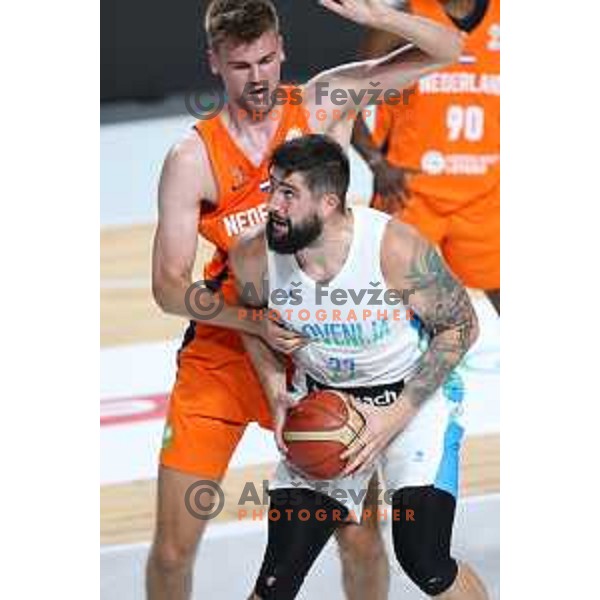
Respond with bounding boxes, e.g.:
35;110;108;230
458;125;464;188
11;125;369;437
160;408;247;481
334;473;386;563
442;191;500;290
154;416;246;554
169;327;273;429
381;387;465;502
380;391;464;594
255;489;347;599
160;349;266;479
152;466;219;557
390;485;459;596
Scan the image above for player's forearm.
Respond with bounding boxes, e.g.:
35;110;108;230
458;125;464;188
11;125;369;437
351;113;386;170
371;6;463;65
241;334;287;407
362;28;407;59
403;322;478;409
152;279;264;336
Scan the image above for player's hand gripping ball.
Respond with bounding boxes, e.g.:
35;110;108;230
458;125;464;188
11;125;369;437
282;389;366;479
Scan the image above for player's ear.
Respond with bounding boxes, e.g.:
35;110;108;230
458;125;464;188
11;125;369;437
322;192;341;214
207;47;219;76
278;35;286;63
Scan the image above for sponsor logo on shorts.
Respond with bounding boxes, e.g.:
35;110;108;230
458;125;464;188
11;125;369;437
413;450;425;463
307;375;403;408
161;423;173;449
349;388;399;407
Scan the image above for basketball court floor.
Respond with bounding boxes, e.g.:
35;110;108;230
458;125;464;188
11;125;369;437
100;105;500;598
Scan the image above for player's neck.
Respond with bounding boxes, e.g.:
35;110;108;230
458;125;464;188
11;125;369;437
223;100;282;132
295;211;353;284
441;0;488;32
441;0;475;20
221;102;282;166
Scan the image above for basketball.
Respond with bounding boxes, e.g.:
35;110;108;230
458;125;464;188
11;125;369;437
282;390;366;479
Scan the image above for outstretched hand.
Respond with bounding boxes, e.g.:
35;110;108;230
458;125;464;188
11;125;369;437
319;0;388;28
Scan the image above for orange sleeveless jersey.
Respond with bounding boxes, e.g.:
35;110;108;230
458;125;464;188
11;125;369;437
195;87;311;304
374;0;500;210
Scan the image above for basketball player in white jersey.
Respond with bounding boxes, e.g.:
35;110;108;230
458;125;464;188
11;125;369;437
231;135;489;599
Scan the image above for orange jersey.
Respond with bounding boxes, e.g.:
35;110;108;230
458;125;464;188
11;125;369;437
159;90;312;459
374;0;500;210
195;86;311;304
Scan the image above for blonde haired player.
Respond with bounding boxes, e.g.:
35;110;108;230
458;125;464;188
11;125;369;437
148;1;463;598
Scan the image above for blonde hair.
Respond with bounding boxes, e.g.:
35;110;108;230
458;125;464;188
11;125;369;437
205;0;279;49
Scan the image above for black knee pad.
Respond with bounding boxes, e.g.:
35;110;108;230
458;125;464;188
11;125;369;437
392;486;459;596
254;488;348;599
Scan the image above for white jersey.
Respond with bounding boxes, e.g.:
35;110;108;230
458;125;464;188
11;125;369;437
266;206;424;394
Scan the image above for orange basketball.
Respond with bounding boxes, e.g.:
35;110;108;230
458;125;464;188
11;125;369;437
282;390;366;479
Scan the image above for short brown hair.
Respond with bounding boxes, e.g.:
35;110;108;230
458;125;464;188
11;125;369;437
205;0;279;49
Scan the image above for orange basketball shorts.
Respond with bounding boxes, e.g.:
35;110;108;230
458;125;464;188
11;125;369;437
374;188;500;290
160;322;273;480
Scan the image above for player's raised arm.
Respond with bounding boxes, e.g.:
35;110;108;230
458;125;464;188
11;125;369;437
151;134;264;336
304;0;464;135
384;220;479;409
321;0;462;63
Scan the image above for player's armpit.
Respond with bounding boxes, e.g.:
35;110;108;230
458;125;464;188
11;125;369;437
381;222;479;409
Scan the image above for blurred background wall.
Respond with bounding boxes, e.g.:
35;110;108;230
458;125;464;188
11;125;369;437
101;0;365;103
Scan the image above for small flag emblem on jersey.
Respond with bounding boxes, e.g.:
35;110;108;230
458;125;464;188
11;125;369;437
259;180;271;193
285;127;303;141
459;54;476;65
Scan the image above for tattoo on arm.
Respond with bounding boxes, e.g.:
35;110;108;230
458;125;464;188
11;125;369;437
402;241;478;408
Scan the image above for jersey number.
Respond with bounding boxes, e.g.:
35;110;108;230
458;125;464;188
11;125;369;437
446;105;485;142
327;357;356;381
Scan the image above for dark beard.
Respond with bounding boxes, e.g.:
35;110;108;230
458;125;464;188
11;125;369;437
266;213;323;254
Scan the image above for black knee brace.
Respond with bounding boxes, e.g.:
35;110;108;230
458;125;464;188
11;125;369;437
392;486;459;596
254;488;348;599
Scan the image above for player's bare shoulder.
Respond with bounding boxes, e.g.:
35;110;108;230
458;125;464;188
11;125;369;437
159;129;218;208
381;216;426;281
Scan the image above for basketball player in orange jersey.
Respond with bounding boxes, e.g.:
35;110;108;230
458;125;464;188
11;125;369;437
352;0;500;313
148;1;463;598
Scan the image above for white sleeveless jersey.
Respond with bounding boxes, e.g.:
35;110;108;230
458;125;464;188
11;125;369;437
266;206;424;390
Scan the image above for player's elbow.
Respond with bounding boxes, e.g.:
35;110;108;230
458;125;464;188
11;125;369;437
151;276;171;313
151;267;187;315
467;310;480;349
